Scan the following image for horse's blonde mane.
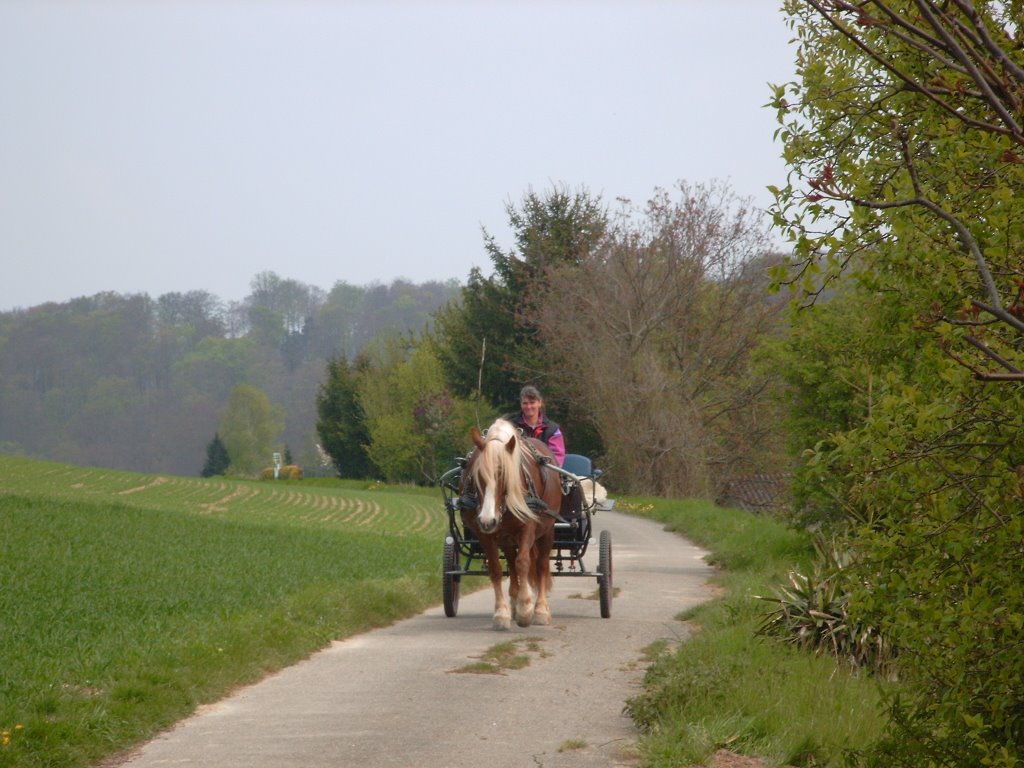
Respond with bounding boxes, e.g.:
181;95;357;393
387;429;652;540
469;418;537;523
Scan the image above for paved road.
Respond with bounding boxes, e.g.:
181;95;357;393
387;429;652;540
115;510;714;768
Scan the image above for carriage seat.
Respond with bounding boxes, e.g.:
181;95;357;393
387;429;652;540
561;453;610;511
562;453;595;478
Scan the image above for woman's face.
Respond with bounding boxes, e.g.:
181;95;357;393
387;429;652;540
520;397;542;425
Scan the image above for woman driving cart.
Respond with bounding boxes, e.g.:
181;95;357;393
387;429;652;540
508;385;565;467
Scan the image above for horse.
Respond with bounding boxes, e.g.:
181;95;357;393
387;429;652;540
460;418;562;630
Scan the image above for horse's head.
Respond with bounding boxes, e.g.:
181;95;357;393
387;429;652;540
466;419;532;535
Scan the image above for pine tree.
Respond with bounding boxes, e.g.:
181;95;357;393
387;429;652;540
315;355;374;478
200;432;230;477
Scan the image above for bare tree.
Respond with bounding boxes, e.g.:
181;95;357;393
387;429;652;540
533;182;786;497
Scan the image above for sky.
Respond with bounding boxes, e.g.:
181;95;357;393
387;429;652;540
0;1;797;312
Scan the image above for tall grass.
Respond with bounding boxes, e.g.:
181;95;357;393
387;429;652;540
0;456;448;768
621;497;893;767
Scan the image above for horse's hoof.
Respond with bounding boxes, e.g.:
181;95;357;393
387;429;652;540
493;614;512;631
533;609;551;625
515;608;535;628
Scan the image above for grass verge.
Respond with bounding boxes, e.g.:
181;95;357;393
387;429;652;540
620;497;894;768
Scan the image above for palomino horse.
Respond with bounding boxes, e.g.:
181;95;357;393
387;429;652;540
460;418;561;630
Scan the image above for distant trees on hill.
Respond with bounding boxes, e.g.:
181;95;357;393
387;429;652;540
0;275;459;476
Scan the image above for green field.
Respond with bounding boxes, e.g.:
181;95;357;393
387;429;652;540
0;456;450;768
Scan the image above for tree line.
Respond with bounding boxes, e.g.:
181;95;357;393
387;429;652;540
0;181;789;498
315;181;791;496
0;276;459;476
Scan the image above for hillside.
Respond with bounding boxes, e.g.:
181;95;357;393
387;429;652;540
0;275;459;475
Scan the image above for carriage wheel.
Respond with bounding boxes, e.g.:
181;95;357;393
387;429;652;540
443;538;461;617
598;529;612;618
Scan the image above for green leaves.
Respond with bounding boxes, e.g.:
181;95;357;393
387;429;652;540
359;340;475;484
777;0;1024;379
775;3;1024;762
218;384;284;477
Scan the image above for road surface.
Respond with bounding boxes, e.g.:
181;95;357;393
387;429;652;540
115;509;714;768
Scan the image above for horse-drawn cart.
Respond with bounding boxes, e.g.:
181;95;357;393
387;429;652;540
439;443;613;623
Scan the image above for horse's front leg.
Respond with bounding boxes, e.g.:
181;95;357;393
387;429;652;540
532;524;555;626
501;544;520;623
513;524;538;627
480;536;510;630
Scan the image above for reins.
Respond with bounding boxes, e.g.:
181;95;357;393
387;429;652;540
517;432;566;522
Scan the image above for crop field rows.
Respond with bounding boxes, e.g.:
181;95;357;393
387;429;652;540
0;456;446;536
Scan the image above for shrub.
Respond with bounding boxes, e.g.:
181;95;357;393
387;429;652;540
757;536;894;677
259;465;303;481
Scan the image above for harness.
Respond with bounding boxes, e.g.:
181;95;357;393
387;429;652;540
515;434;581;523
459;437;567;523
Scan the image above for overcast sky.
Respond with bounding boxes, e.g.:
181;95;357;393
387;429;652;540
0;1;796;312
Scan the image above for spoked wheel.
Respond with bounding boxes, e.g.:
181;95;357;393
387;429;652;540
598;529;612;618
442;538;461;617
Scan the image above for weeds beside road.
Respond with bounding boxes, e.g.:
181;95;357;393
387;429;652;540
624;497;892;767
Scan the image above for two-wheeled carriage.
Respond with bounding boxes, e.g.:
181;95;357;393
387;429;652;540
439;442;613;623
